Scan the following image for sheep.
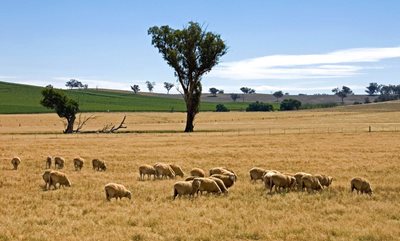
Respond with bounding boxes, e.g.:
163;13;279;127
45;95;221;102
315;174;333;188
209;167;238;180
154;163;175;179
193;177;222;195
351;177;372;195
249;167;266;182
173;180;200;199
139;165;157;180
301;174;323;192
104;183;132;201
42;170;52;190
185;176;197;181
262;170;281;190
190;168;205;177
45;156;52;169
169;164;185;177
209;176;229;194
210;173;236;189
11;157;21;170
73;157;84;171
269;173;297;193
294;172;312;191
92;159;107;171
54;156;65;169
48;171;71;190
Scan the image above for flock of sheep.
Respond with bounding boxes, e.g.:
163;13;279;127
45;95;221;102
9;156;373;201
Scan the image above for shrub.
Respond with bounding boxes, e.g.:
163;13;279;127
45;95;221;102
300;103;338;109
364;97;371;104
280;99;302;111
246;101;273;112
353;101;362;105
216;104;229;112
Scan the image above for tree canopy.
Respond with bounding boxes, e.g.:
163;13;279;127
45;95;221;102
148;21;227;132
273;91;284;102
164;82;174;94
332;86;353;103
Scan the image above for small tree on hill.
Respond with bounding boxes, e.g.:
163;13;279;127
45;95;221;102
164;82;174;94
280;99;302;110
209;87;219;97
240;87;255;102
273;91;284;102
65;79;84;89
40;86;79;133
131;84;140;94
146;81;155;92
332;86;353;104
218;89;224;94
230;93;240;102
365;82;381;96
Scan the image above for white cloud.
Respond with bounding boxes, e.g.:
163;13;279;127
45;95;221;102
211;46;400;80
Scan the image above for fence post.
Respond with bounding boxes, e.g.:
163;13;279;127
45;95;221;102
369;126;371;133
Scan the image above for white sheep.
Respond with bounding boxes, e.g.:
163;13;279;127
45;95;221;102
173;180;200;199
139;165;157;180
190;168;205;177
194;177;222;195
11;157;21;170
73;157;84;171
54;156;65;169
104;183;132;201
48;170;71;189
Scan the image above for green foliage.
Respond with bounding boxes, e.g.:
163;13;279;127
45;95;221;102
230;93;240;102
273;91;284;101
365;82;381;96
280;99;302;111
209;87;219;96
240;87;255;94
131;84;140;94
215;104;229;112
332;86;353;103
148;21;227;132
163;82;174;94
246;101;273;112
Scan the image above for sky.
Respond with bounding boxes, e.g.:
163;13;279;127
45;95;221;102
0;0;399;94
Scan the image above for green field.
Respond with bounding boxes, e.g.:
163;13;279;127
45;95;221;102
0;81;263;114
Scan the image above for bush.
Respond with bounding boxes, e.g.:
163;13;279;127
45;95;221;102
215;104;229;112
353;101;362;105
246;101;273;112
300;103;338;109
364;97;371;104
280;99;302;111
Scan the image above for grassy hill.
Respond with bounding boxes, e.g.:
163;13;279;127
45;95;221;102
0;81;254;114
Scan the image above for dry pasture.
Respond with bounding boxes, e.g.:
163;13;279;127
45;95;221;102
0;104;400;241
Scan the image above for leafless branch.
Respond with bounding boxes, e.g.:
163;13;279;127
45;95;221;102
99;115;127;133
74;114;96;133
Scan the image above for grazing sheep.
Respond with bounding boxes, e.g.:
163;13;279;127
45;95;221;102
210;173;236;189
209;176;229;194
92;159;107;171
269;173;296;193
301;174;323;192
169;164;185;177
45;156;52;169
11;157;21;170
262;170;281;190
173;180;199;199
185;176;197;181
315;174;333;188
249;167;266;182
190;168;205;177
193;178;222;195
139;165;157;180
154;163;175;179
49;171;71;190
42;170;52;189
73;157;84;171
351;177;372;195
209;167;238;180
294;172;311;191
54;156;65;169
104;183;132;201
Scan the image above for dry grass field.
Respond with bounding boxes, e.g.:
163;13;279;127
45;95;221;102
1;102;400;241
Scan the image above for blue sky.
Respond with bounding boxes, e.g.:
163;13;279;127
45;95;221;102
0;0;399;94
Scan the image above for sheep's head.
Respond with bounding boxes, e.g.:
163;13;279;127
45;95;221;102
126;191;132;199
328;176;333;186
66;179;72;187
192;178;201;191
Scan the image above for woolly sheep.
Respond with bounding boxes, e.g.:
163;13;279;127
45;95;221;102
294;172;311;191
190;168;205;177
315;174;333;188
92;159;107;171
262;170;281;190
193;177;222;195
209;176;229;194
269;173;296;193
351;177;372;195
139;165;157;180
210;173;236;189
49;170;71;189
73;157;84;171
173;180;199;199
45;156;52;169
301;174;323;192
154;163;175;179
104;183;132;201
54;156;65;169
11;157;21;170
42;170;52;190
169;164;185;177
185;176;197;181
249;167;266;182
209;167;237;180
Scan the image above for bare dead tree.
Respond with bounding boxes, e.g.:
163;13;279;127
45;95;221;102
74;114;96;133
99;115;127;133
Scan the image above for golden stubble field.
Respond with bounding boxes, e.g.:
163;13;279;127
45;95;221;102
1;103;400;241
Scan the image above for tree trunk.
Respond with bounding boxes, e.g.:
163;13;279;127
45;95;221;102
64;116;76;134
184;102;196;132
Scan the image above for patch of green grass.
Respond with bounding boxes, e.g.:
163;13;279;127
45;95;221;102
0;81;249;113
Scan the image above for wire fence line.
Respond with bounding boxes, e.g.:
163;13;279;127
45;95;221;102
1;124;400;140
